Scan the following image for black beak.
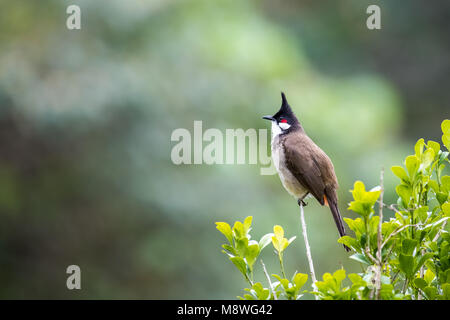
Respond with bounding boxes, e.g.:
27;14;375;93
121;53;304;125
262;115;275;121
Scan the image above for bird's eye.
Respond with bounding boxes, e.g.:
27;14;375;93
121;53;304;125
280;119;288;123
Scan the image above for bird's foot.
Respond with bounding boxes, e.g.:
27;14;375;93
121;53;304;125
297;199;308;207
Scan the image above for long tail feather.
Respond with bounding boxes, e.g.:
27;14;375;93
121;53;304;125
325;193;350;252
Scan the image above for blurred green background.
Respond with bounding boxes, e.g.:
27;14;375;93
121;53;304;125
0;0;449;299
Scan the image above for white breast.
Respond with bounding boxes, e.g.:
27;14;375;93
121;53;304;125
271;125;309;200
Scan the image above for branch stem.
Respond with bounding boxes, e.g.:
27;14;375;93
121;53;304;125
374;167;384;300
299;203;318;300
261;260;277;300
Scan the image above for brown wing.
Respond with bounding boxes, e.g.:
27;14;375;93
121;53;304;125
282;133;328;205
283;133;348;250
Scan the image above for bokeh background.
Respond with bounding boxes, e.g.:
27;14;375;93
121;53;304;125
0;0;449;299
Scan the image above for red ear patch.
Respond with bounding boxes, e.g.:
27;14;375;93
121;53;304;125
280;119;288;123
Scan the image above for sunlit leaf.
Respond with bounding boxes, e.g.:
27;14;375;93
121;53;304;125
216;222;233;244
391;166;409;183
421;148;435;169
230;256;247;276
233;221;245;239
442;119;450;150
424;268;435;285
293;273;308;290
396;184;412;207
415;138;425;158
243;216;253;233
405;155;420;178
245;243;260;269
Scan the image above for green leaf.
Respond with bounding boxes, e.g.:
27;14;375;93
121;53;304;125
216;222;233;244
424;286;437;300
391;166;409;183
415;138;425;158
252;282;269;300
443;135;450;151
272;225;292;253
280;238;289;251
243;216;253;233
428;180;439;193
414;278;427;290
344;217;365;236
233;221;245;240
365;188;382;204
414;253;434;274
440;268;450;284
348;201;370;217
421;148;435;169
442;203;450;217
440;151;449;163
379;284;397;300
272;274;283;283
333;269;346;286
222;244;237;256
235;237;248;257
348;181;380;216
282;236;296;251
259;233;274;251
293;273;308;290
424;269;435;285
442;176;450;194
442;283;450;300
402;239;418;256
338;236;360;250
348;273;364;284
436;192;449;205
396;184;412;207
413;206;428;222
273;225;284;241
351;181;366;201
275;277;289;290
271;237;281;253
399;254;415;278
369;215;380;236
405;155;420;178
349;253;371;265
427;140;441;156
245;242;260;269
230;256;247;276
442;119;450;151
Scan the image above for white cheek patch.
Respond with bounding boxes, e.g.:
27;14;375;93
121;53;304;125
271;121;282;140
279;122;291;130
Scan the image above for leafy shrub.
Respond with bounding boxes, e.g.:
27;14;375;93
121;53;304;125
216;119;450;300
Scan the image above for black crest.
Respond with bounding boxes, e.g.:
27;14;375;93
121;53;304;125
273;92;300;127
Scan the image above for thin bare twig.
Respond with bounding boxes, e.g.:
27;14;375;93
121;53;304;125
365;246;378;264
377;168;384;262
381;224;419;249
418;248;425;300
377;200;401;214
260;260;277;300
299;203;318;300
374;167;384;300
433;220;448;242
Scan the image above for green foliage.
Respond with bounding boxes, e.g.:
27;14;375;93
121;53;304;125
216;119;450;300
217;218;307;299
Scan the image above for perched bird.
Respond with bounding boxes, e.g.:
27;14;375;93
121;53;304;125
263;92;349;251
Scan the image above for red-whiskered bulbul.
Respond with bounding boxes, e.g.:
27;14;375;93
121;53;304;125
263;92;350;252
